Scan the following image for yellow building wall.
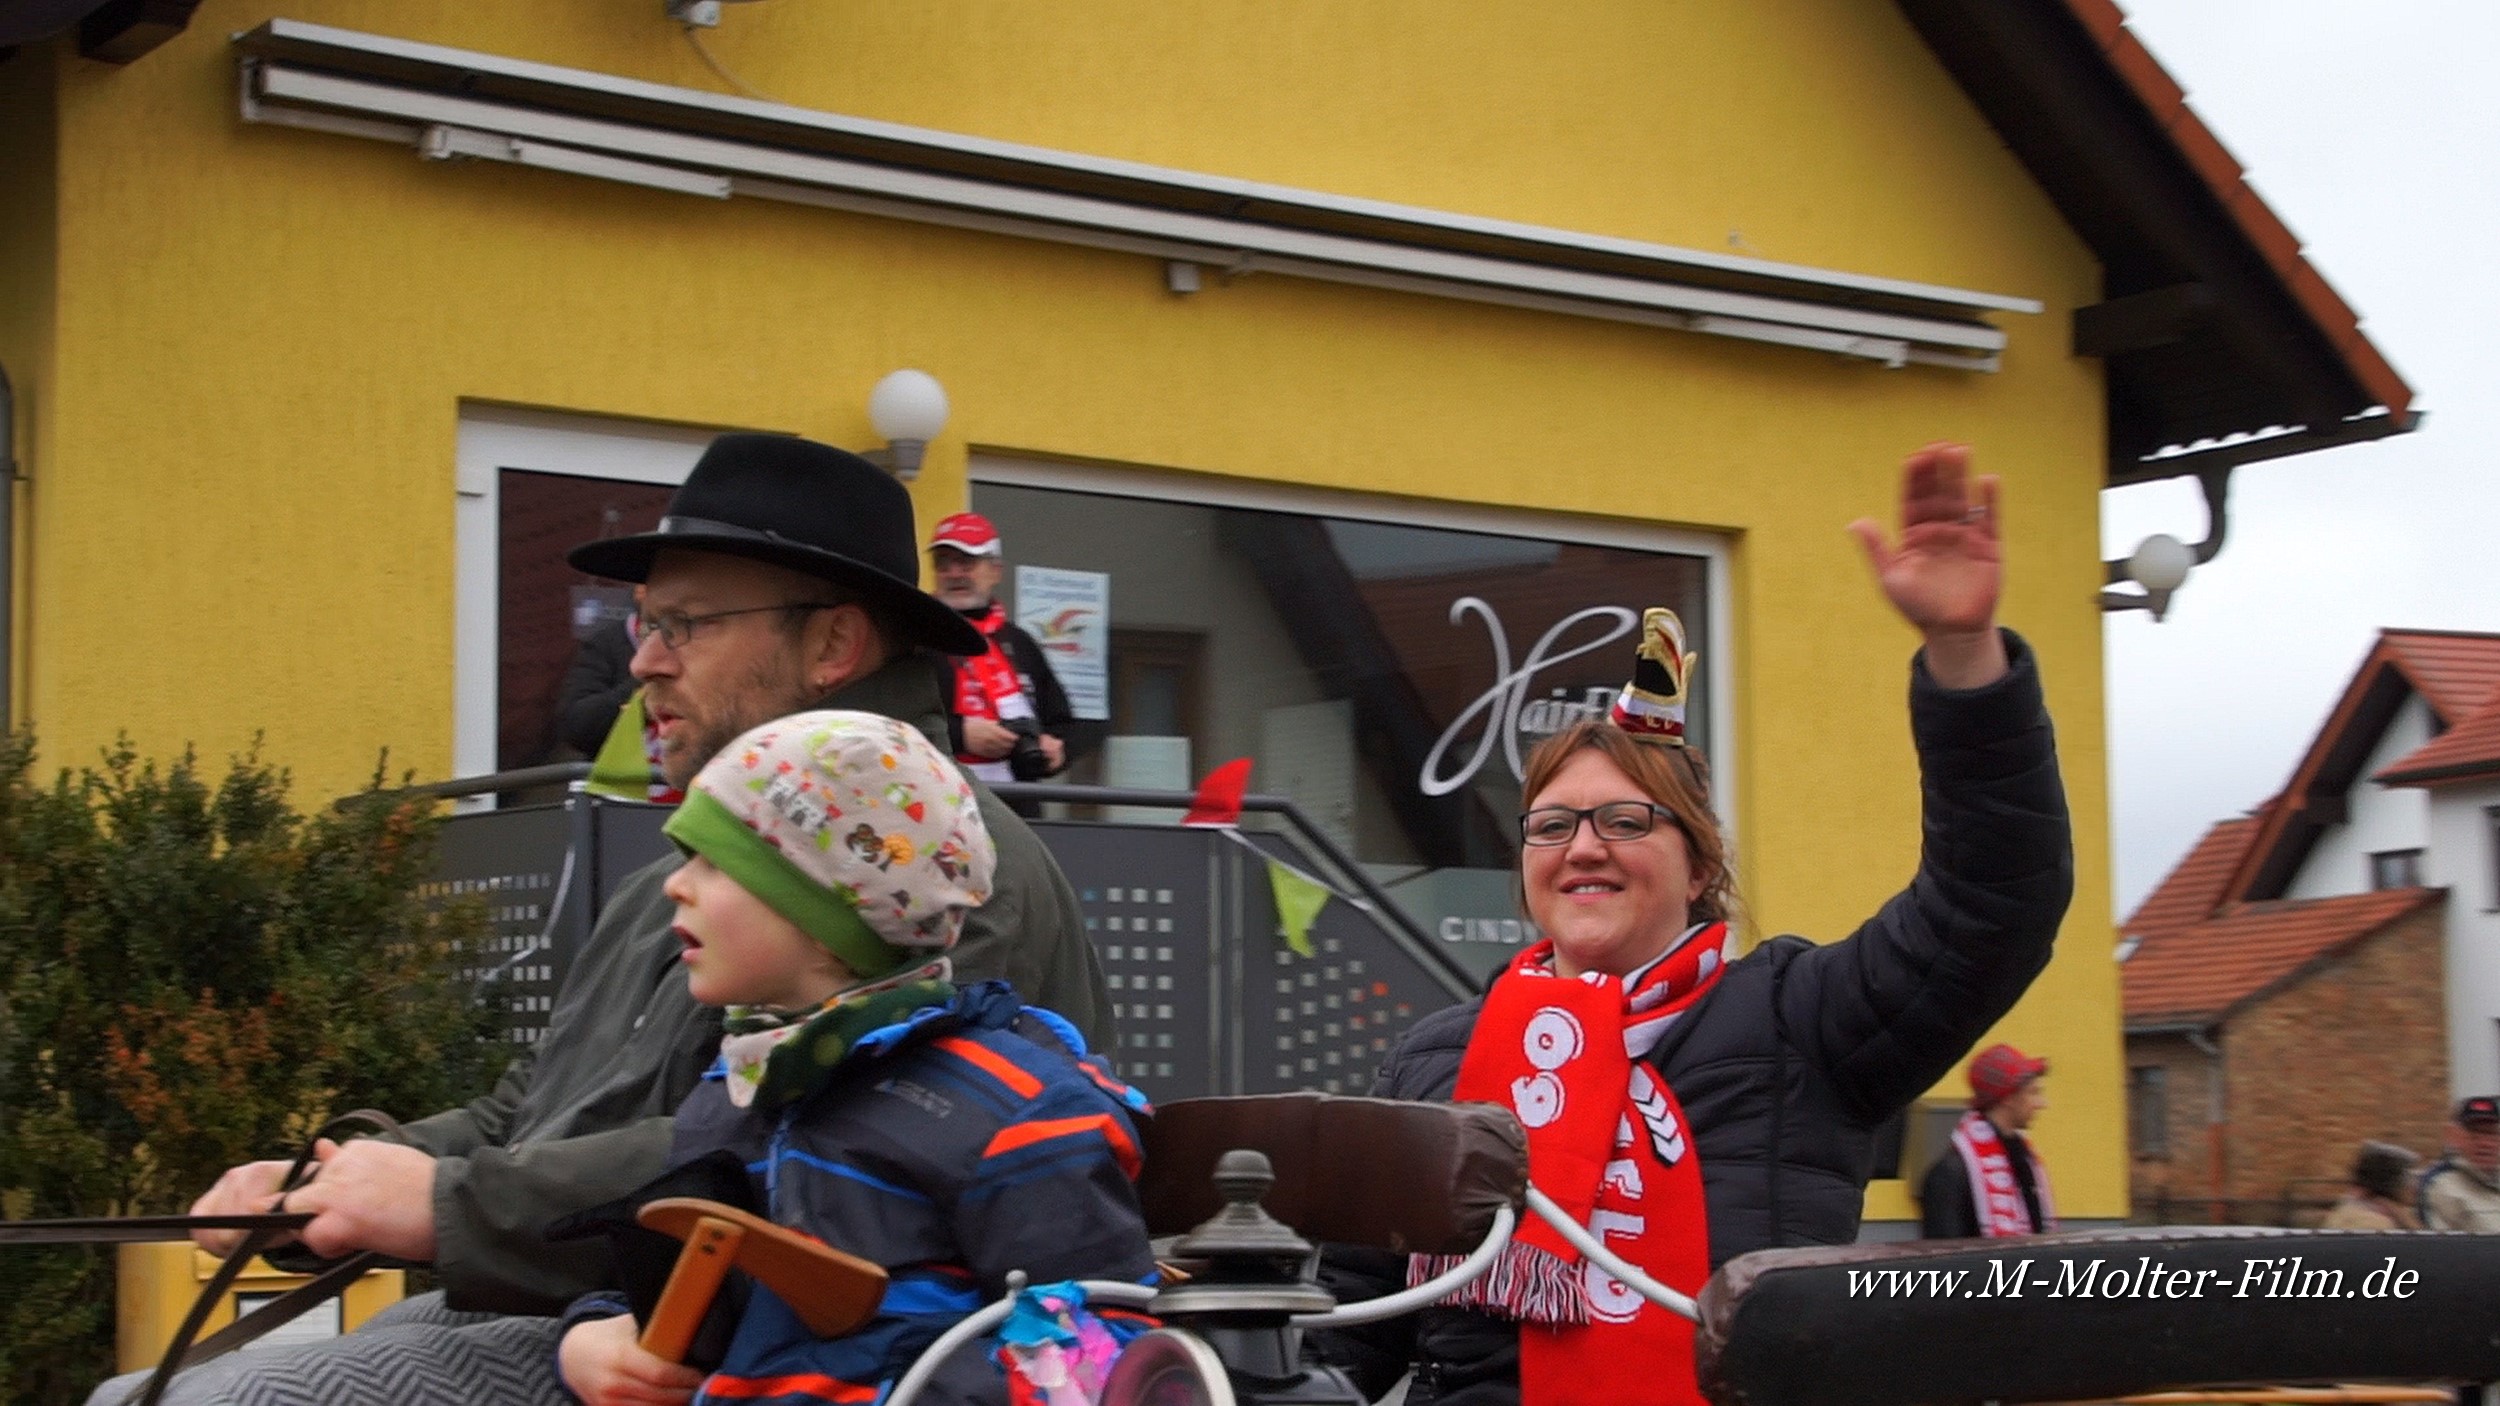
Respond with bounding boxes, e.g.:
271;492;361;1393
25;0;2121;1216
0;44;55;718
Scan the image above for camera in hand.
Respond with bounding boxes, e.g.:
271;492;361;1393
1003;717;1054;782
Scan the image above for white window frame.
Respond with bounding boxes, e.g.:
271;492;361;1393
967;451;1739;843
452;406;733;795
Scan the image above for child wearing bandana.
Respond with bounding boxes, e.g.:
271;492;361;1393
555;710;1153;1406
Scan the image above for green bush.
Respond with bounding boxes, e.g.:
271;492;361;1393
0;735;501;1406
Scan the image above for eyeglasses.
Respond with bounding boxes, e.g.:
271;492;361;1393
1518;802;1680;847
632;603;844;651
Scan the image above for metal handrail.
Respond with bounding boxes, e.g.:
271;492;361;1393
347;766;1474;996
338;762;594;809
994;781;1475;997
883;1274;1159;1406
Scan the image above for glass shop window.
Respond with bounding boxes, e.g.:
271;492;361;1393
971;480;1712;982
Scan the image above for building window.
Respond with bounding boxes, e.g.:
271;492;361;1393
2129;1066;2169;1158
971;467;1717;985
2369;848;2424;890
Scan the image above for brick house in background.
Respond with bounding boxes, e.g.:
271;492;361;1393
2121;630;2500;1222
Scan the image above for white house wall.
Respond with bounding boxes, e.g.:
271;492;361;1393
2286;693;2435;900
2428;778;2500;1098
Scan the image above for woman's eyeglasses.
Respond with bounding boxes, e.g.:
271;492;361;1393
1518;802;1679;847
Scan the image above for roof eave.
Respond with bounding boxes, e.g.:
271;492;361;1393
2377;760;2500;789
1896;0;2417;486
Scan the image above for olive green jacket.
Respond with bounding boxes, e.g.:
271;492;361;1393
396;654;1109;1313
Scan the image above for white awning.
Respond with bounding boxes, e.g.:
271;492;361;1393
234;19;2040;371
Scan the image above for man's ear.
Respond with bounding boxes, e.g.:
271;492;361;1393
808;603;886;695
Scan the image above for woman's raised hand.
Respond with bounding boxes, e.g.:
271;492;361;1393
1847;442;2009;688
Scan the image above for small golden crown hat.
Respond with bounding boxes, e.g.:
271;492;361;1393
1608;607;1695;746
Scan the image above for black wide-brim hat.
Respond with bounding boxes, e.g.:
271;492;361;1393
568;433;984;656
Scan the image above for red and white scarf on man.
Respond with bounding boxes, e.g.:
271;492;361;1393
1950;1109;2056;1235
950;602;1035;781
1412;926;1733;1406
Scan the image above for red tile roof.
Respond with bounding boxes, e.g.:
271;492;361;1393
2122;814;2263;940
2053;0;2414;431
2379;631;2500;719
2379;700;2500;787
2222;631;2500;901
2122;887;2441;1026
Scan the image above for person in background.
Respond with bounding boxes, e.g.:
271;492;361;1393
928;512;1093;792
2417;1095;2500;1231
2320;1140;2420;1230
555;587;686;803
1920;1043;2056;1238
555;601;640;759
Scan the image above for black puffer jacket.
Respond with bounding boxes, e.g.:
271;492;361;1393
1313;632;2072;1406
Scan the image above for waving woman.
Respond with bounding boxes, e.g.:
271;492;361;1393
1314;443;2074;1406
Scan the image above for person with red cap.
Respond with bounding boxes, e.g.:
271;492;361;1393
927;511;1091;797
2417;1095;2500;1231
1920;1042;2055;1237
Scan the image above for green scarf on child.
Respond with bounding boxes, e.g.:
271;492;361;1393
719;961;956;1112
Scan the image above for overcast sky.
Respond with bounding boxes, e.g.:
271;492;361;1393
2095;0;2499;915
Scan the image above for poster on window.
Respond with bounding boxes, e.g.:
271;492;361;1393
1015;566;1110;720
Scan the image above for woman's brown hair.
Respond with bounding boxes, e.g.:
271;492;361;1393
1517;721;1737;928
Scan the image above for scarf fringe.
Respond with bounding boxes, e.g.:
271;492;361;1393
1408;1242;1591;1326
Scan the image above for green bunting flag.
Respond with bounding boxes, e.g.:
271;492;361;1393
586;689;657;799
1268;857;1331;958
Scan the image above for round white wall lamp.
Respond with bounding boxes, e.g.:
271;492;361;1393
864;369;950;480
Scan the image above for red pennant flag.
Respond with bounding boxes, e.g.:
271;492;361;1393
1181;757;1253;827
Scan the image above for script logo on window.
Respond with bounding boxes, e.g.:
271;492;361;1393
1419;598;1639;797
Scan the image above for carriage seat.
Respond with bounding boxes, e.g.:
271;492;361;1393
1137;1093;1526;1256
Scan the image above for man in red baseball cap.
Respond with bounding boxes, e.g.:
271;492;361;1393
928;512;1089;799
1919;1042;2055;1237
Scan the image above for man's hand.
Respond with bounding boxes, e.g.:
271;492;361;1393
1847;442;2008;689
1039;733;1066;772
189;1159;297;1255
962;717;1018;760
284;1138;441;1261
560;1313;703;1406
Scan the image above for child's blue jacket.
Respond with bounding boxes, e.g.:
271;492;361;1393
574;981;1155;1406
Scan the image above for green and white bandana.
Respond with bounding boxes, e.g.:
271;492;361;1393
664;710;997;981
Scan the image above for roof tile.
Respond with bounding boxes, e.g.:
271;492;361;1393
2380;631;2500;717
2379;697;2500;785
2124;814;2262;940
2122;887;2440;1024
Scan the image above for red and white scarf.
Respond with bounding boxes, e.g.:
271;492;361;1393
1950;1109;2056;1236
1413;926;1733;1406
950;603;1036;782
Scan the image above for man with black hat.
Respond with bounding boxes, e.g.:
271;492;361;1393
1919;1042;2056;1238
2418;1095;2500;1232
132;436;1110;1406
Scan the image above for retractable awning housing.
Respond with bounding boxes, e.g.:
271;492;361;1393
232;19;2038;376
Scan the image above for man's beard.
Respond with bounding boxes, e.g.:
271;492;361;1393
657;653;821;789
